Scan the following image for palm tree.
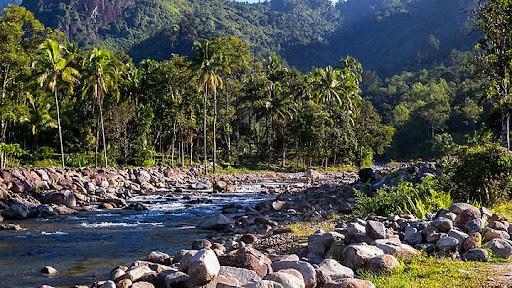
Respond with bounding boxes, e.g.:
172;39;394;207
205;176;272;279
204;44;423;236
191;40;229;174
33;39;80;167
25;92;57;150
82;48;120;168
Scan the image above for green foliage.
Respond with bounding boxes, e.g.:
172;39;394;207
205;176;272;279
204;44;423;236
354;177;452;218
443;142;512;207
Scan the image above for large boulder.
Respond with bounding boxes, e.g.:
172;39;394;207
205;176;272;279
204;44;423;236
342;244;384;270
220;266;262;286
431;218;453;233
115;265;154;282
364;255;399;273
197;214;234;230
376;242;418;260
218;254;271;277
435;237;459;252
41;190;76;207
317;259;354;281
485;239;512;258
462;249;489;262
2;203;29;219
264;272;305;288
366;220;386;240
158;270;190;288
271;260;317;288
135;170;152;184
187;249;220;286
308;230;341;255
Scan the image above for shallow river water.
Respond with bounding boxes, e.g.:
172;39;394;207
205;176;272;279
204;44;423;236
0;183;280;288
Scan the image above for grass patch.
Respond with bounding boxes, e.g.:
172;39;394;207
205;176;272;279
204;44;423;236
492;202;512;220
286;219;338;242
360;254;501;288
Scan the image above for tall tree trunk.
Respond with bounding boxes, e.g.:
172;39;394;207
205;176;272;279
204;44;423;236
203;86;208;174
54;89;65;167
98;99;108;168
171;119;177;167
213;86;218;174
1;67;9;169
502;109;510;150
281;126;286;169
190;140;193;166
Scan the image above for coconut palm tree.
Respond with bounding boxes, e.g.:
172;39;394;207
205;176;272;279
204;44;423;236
191;40;229;174
81;48;120;167
33;39;80;167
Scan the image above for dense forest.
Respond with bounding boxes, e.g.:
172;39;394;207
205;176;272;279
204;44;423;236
11;0;479;76
0;0;507;173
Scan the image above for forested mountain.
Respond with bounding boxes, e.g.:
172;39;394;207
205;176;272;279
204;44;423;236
11;0;479;76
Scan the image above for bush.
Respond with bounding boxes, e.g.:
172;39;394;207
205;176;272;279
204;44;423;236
354;177;452;218
443;143;512;207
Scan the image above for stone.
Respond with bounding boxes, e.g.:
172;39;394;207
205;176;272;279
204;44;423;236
376;242;418;260
308;230;337;255
364;254;399;273
131;260;173;273
197;214;234;230
11;180;26;193
188;249;221;286
158;269;189;288
271;260;316;288
449;203;481;216
414;243;435;254
213;180;228;192
304;169;322;179
465;218;483;234
341;243;384;271
484;228;510;242
435;237;459;252
130;282;155;288
220;266;262;286
404;226;423;246
99;280;116;288
243;280;285;288
323;278;376;288
2;203;29;219
99;202;115;209
41;190;76;207
447;229;469;252
463;232;482;251
146;251;171;265
135;170;152;184
116;265;153;282
241;234;258;244
366;220;386;240
217;274;241;287
485;239;512;258
264;272;305;288
192;239;212;250
115;279;132;288
425;232;443;243
110;268;126;280
480;207;493;221
271;200;288;212
40;266;59;276
0;224;23;230
462;248;489;262
432;218;453;233
317;259;354;281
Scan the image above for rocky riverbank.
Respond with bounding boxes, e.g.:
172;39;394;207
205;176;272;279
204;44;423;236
0;166;358;228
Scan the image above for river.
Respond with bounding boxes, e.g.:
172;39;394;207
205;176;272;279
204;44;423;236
0;183;279;288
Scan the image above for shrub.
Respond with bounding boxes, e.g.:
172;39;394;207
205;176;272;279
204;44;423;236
354;177;452;218
443;143;512;207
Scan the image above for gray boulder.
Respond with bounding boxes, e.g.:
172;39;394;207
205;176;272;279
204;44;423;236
462;249;489;262
317;259;354;281
432;218;453;233
376;242;418;260
187;249;220;286
220;266;262;286
271;260;316;288
341;243;384;270
196;214;234;230
364;254;400;273
264;272;305;288
485;239;512;258
243;280;285;288
435;237;459;252
366;220;386;240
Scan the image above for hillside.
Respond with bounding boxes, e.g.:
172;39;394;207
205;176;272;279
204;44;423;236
13;0;480;75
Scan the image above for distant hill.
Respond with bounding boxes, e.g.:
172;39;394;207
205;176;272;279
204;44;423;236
6;0;481;75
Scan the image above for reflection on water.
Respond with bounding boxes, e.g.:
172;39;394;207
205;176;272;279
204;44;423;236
0;190;272;288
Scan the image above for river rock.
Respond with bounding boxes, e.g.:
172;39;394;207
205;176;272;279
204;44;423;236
41;190;76;207
158;270;190;287
197;214;234;230
462;248;489;262
323;278;376;288
115;279;132;288
465;218;483;233
484;228;510;242
432;218;453;233
110;268;125;280
463;232;482;251
366;220;386;240
243;280;285;288
317;259;354;281
376;242;418;260
220;266;262;286
485;239;512;258
308;230;337;255
342;243;384;270
188;249;220;286
448;203;481;216
364;254;399;273
241;234;258;244
40;266;59;276
192;239;212;250
135;170;151;184
11;180;25;193
2;203;29;219
447;229;469;251
99;280;116;288
146;251;171;265
116;265;153;282
271;260;316;288
404;226;423;245
130;282;154;288
264;271;305;288
0;223;23;230
435;237;459;252
304;169;322;179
